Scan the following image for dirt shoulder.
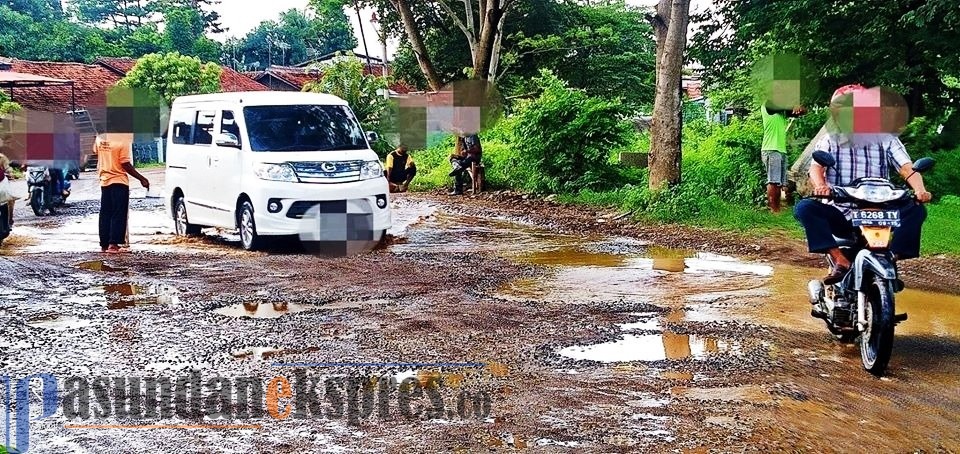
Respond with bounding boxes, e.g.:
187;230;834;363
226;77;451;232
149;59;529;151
414;190;960;295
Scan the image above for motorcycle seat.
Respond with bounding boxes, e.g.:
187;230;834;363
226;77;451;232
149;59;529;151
833;236;858;248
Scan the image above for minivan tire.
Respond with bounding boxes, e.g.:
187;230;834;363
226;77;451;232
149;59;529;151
239;201;262;251
174;196;202;236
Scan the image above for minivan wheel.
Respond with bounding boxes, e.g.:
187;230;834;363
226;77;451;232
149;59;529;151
239;201;262;251
174;196;202;236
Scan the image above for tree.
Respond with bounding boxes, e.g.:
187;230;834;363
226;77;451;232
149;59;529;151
648;0;691;190
236;7;357;70
310;0;358;56
6;0;63;21
0;91;21;116
118;52;221;105
303;54;389;126
152;0;225;33
352;0;517;88
691;0;960;116
71;0;152;30
504;1;656;110
161;6;219;61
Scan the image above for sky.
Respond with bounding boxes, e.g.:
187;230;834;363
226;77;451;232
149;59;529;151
213;0;715;61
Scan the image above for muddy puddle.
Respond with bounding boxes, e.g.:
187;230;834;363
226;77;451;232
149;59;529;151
559;332;736;363
101;283;180;309
16;209;174;254
76;260;126;272
27;315;93;331
231;346;321;360
214;301;311;319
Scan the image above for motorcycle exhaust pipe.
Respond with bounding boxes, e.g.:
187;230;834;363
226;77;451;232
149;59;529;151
808;280;823;305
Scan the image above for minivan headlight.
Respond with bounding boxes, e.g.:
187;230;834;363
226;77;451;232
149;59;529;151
255;163;298;182
360;160;383;180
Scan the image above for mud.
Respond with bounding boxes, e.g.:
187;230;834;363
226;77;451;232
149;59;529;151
1;171;959;452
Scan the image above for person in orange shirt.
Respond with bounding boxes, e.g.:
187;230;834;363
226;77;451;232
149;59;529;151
95;133;149;253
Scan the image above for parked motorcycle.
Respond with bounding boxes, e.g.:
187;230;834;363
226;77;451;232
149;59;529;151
26;166;71;216
807;151;935;376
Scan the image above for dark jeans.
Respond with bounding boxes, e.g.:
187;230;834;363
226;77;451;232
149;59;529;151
99;184;129;249
794;199;927;259
388;166;417;185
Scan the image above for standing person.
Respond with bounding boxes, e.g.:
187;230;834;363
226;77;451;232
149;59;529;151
96;133;149;254
761;101;805;212
0;135;15;227
384;144;417;193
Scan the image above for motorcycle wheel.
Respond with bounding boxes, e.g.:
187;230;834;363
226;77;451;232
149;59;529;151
860;275;896;376
30;190;43;216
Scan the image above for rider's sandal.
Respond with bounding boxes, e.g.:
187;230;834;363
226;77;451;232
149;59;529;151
823;265;850;285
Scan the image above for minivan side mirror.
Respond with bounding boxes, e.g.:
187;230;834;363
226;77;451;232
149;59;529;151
912;157;935;173
215;133;241;149
365;131;379;144
812;150;836;168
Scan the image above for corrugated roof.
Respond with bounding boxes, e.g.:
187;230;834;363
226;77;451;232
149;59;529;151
6;59;121;113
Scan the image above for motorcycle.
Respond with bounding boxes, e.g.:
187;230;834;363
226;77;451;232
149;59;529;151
26;166;71;216
807;151;935;376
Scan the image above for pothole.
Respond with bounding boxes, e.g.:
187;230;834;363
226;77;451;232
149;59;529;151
103;283;180;309
231;346;321;360
214;302;311;319
27;315;93;331
76;260;126;272
558;332;738;363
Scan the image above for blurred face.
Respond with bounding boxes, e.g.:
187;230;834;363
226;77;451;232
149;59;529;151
829;87;908;136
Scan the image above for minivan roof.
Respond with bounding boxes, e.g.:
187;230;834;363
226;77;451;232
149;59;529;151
171;91;348;107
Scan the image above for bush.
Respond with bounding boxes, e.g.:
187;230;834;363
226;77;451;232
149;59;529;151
510;70;636;193
925;147;960;198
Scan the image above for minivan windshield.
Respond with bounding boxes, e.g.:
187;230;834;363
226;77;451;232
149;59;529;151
242;104;367;152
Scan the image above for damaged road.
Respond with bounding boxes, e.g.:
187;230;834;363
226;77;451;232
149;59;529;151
1;170;959;453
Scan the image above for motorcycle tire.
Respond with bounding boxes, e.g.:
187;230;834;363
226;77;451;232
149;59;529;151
30;190;43;216
860;275;896;376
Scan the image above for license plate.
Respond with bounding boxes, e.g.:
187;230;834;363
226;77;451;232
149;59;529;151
852;210;901;227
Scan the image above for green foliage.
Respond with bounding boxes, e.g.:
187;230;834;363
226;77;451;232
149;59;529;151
503;1;656;111
118;52;222;105
923;147;960;199
0;91;22;116
508;70;634;193
692;0;960;115
232;6;357;71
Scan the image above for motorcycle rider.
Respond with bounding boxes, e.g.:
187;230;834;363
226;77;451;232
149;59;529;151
794;85;932;284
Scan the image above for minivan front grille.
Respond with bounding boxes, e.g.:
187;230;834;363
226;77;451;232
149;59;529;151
290;161;363;183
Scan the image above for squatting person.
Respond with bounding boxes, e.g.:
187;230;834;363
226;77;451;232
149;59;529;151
384;144;416;193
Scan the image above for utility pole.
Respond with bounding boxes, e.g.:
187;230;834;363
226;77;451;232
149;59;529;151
352;2;373;72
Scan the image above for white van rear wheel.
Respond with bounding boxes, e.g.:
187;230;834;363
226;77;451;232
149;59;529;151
174;196;201;236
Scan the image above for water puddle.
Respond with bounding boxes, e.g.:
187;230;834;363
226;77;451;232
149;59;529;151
19;209;173;254
619;313;661;331
76;260;126;272
27;315;93;331
518;247;629;267
319;299;391;310
558;332;735;362
214;301;311;319
231;346;321;360
102;283;179;309
671;385;771;403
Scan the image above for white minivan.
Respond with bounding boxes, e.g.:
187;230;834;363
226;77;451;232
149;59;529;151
165;91;391;251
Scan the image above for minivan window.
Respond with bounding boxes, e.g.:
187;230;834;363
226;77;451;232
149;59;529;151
171;109;195;145
242;105;366;152
193;110;216;145
220;111;241;146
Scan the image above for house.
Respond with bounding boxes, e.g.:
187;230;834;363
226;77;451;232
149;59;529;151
1;56;269;165
246;64;413;95
95;57;268;92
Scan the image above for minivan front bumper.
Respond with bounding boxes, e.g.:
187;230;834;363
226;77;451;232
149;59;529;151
247;177;391;236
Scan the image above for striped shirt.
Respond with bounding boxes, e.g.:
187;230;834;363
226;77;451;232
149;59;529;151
814;133;913;217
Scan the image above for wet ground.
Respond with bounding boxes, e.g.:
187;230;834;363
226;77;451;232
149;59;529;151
1;170;959;453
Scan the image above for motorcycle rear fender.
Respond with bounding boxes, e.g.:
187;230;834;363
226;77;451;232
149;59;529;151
853;249;896;290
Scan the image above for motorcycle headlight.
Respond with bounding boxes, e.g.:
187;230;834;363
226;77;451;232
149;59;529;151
848;185;899;203
254;163;298;182
360;160;383;180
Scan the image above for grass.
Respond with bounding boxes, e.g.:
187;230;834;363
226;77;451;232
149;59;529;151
922;200;960;255
135;161;165;169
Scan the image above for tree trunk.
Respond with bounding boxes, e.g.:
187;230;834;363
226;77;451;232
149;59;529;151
393;0;444;91
472;0;503;80
648;0;690;190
